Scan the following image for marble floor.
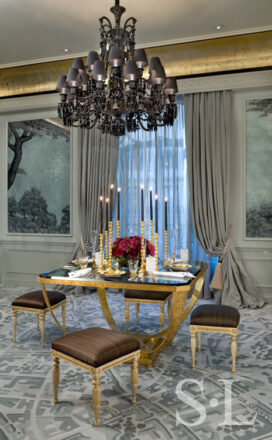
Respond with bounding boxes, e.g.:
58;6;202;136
0;284;271;440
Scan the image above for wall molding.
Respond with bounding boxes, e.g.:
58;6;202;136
1;31;272;97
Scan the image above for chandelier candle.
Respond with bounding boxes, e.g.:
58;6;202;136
150;187;154;245
56;0;178;136
117;187;121;238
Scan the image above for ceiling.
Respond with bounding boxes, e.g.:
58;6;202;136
0;0;271;68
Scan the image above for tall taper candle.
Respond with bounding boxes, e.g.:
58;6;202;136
99;196;103;233
141;185;144;222
155;194;158;233
164;197;168;231
110;184;114;221
105;198;109;229
149;187;153;220
117;187;121;221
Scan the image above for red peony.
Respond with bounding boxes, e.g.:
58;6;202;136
112;235;155;266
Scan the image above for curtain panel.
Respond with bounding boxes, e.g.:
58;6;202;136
185;91;264;308
116;95;216;294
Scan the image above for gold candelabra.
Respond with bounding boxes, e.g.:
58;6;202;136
99;233;104;272
150;219;154;245
117;220;120;238
139;221;147;275
105;230;109;264
155;232;159;272
92;255;96;270
172;252;175;265
164;230;168;263
108;221;113;271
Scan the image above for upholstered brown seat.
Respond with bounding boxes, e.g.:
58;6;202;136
12;290;66;309
52;327;140;367
190;304;240;328
12;290;66;347
124;289;172;331
190;304;240;373
51;327;141;427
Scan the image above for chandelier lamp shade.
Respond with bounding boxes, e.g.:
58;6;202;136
56;0;178;136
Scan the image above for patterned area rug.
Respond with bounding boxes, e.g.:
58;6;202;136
0;285;271;440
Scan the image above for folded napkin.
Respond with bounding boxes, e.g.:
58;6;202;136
68;268;92;278
153;271;195;279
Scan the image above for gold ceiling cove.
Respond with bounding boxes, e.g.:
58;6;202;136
0;31;271;98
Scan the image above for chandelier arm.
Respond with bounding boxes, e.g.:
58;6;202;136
138;119;153;132
86;118;98;129
123;17;137;32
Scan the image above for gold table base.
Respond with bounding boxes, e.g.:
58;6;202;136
38;264;207;368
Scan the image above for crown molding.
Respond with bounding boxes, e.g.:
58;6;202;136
0;26;271;70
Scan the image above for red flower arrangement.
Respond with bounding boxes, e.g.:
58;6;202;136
112;235;155;267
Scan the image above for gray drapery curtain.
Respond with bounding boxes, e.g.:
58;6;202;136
57;127;119;295
76;127;119;247
185;90;264;308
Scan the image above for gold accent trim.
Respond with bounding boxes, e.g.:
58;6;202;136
190;324;239;373
0;32;271;97
51;348;140;426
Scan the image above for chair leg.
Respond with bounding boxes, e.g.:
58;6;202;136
131;355;139;404
40;313;45;348
36;314;40;331
12;309;17;343
135;303;139;323
92;372;101;427
160;303;165;331
62;303;66;330
191;327;196;369
197;331;201;352
52;356;60;403
231;331;237;374
125;300;129;332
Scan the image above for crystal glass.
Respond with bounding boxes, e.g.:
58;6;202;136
128;259;139;276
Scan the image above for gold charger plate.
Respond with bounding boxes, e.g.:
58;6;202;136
97;270;126;278
166;263;192;271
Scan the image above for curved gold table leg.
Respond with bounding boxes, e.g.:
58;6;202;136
96;288;121;332
40;283;68;334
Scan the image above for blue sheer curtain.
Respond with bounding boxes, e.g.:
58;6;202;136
116;95;216;296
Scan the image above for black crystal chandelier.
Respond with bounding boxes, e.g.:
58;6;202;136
56;0;178;136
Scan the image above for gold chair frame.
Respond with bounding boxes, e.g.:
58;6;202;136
190;324;239;374
124;294;172;332
51;348;140;427
12;299;66;348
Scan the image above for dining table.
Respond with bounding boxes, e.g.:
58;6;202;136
38;262;207;367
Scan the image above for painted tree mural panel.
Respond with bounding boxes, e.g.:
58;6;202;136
246;98;272;238
8;119;70;234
